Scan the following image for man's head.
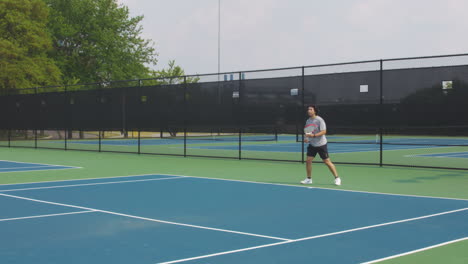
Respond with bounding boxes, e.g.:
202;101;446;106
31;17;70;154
307;105;318;117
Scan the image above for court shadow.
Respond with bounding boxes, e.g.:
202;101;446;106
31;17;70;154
393;172;467;183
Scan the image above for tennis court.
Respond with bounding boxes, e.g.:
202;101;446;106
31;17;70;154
1;147;468;264
409;152;468;159
1;173;467;264
0;160;80;173
1;12;468;264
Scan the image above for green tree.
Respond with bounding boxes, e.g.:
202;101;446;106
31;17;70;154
45;0;157;84
0;0;61;92
150;60;199;85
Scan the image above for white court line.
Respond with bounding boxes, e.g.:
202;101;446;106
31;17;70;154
158;208;468;264
0;176;188;192
0;165;53;171
404;151;468;156
0;193;290;242
0;210;96;222
0;160;81;168
361;237;468;264
1;171;467;201
439;153;468;157
304;185;468;202
0;166;83;174
156;173;468;202
1;172;467;262
0;165;79;171
0;173;159;186
405;152;468;158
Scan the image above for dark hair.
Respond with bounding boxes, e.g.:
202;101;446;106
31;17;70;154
307;105;319;115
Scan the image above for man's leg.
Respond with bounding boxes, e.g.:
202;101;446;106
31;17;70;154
301;156;315;184
323;158;338;178
323;158;341;185
306;156;314;178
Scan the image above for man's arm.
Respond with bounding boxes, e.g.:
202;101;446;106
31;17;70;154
313;117;327;137
306;129;327;138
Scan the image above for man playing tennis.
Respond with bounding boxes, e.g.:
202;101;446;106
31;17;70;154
301;105;341;186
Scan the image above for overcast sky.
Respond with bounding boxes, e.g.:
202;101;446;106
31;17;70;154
117;0;468;75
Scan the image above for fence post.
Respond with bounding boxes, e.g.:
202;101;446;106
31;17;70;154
138;129;141;154
34;87;38;149
238;72;242;160
379;60;383;167
138;79;142;153
98;129;102;152
64;84;69;150
184;76;187;157
122;87;127;139
301;66;305;163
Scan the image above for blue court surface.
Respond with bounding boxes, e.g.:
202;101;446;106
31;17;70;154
380;138;468;146
193;142;442;153
58;136;468;148
57;137;449;154
0;160;80;173
0;174;467;263
56;135;285;146
409;152;468;159
55;136;338;146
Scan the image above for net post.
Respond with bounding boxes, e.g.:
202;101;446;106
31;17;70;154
8;129;11;148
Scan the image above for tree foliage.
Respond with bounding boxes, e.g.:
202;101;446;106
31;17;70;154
0;0;61;91
45;0;158;84
150;60;199;85
1;0;195;92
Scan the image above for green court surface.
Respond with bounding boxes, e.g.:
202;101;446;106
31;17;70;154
0;147;467;263
378;239;468;264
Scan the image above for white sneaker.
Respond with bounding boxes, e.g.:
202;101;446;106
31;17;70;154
334;177;341;186
301;178;312;184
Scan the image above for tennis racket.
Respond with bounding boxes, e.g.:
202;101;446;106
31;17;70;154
304;124;315;143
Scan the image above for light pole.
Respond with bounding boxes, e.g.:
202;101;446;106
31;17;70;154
217;0;222;107
218;0;221;81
